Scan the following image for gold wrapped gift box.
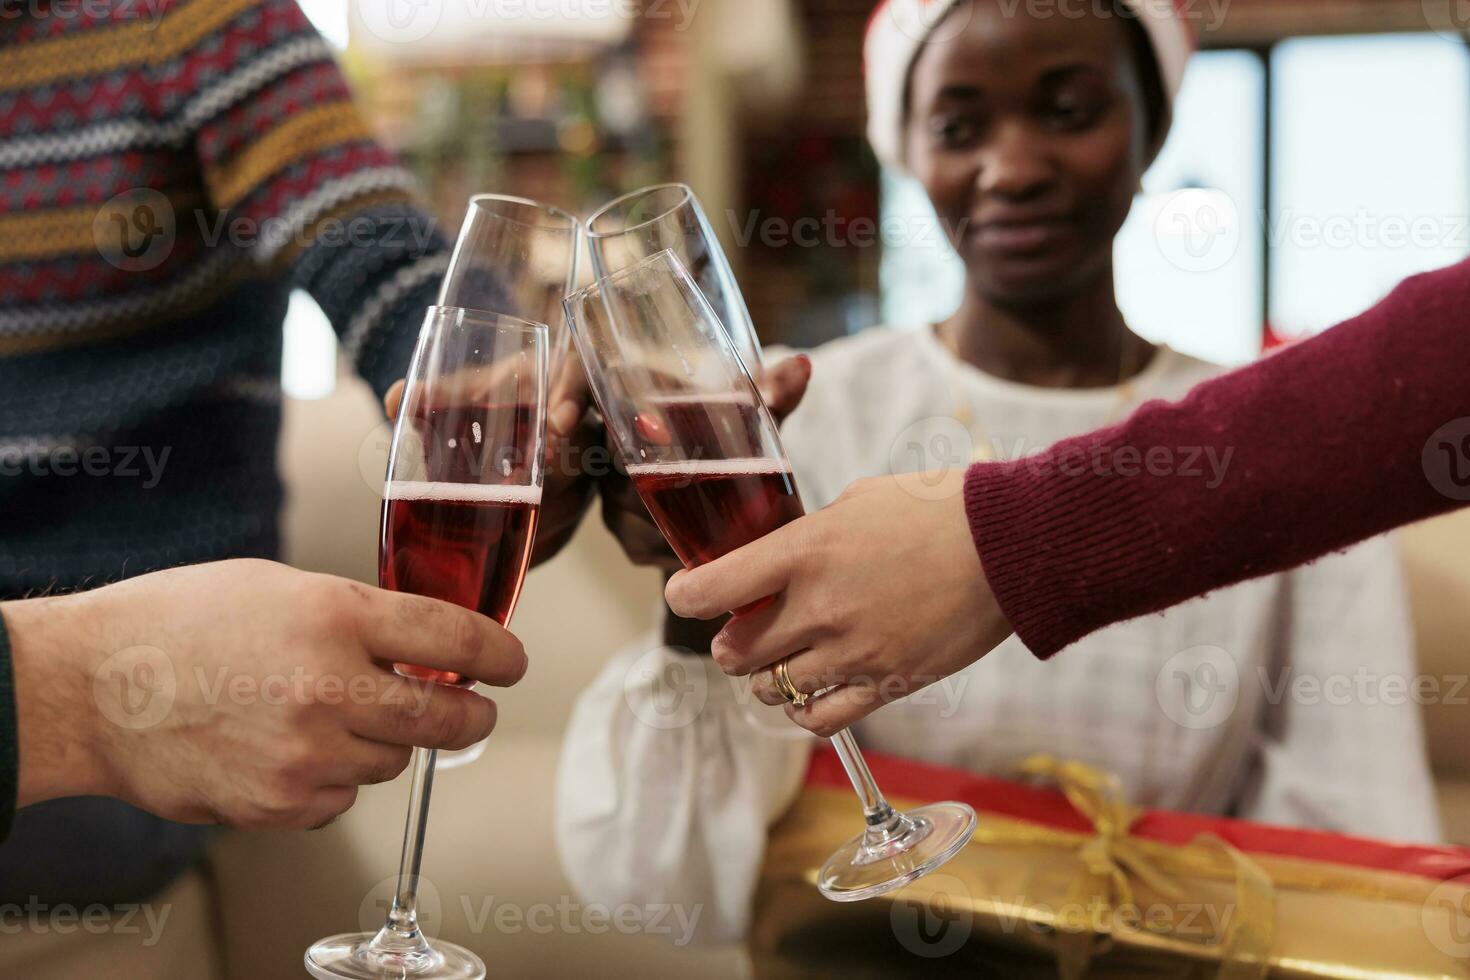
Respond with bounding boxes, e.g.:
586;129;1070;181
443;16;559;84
750;750;1470;979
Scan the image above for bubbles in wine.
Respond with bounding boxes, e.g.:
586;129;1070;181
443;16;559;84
624;458;790;479
384;480;543;505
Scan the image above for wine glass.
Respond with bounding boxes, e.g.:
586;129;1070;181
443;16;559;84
432;193;582;771
589;183;780;739
586;183;764;374
439;193;581;371
304;306;549;980
564;250;977;902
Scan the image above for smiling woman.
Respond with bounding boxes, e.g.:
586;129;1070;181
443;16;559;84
882;0;1179;377
900;0;1165;305
556;0;1444;944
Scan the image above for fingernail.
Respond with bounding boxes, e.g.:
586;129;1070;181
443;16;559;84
549;400;580;437
795;354;812;378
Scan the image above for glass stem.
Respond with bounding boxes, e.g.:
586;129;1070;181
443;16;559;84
371;746;438;957
829;728;906;844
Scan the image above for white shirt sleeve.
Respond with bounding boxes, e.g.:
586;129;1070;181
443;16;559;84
1238;536;1443;843
554;637;813;942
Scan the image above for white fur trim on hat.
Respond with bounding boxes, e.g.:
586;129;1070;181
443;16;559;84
864;0;1196;173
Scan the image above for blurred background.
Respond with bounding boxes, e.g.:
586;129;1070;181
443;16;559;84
280;0;1470;391
209;0;1470;976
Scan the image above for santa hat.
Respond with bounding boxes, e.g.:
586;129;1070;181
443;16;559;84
864;0;1196;174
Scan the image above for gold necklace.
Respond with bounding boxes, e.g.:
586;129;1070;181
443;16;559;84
946;330;1149;463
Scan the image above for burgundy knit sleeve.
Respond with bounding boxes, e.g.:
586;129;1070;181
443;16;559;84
966;257;1470;659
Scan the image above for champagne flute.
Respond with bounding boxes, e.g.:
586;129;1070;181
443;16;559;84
586;183;764;373
430;193;582;771
304;306;549;980
589;184;782;735
564;250;977;902
439;193;582;370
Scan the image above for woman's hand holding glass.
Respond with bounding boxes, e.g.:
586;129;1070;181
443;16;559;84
664;470;1015;736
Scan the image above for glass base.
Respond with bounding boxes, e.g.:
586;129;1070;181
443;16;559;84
817;801;977;903
305;933;485;980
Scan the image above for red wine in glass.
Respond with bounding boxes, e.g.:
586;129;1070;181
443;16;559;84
380;481;541;686
627;458;802;568
633;392;767;458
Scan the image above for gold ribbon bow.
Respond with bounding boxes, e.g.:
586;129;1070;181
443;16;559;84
966;756;1277;980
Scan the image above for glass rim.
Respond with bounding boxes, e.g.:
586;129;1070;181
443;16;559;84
425;304;551;338
466;193;583;233
585;183;695;240
564;248;687;309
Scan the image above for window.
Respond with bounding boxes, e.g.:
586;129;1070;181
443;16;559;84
1269;34;1470;337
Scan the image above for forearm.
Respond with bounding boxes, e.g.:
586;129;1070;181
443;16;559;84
3;595;112;812
968;258;1470;658
288;199;450;399
178;0;451;401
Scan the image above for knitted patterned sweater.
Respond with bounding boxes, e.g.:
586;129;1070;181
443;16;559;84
0;0;449;904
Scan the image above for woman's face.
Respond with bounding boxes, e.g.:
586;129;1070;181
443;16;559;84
904;0;1151;305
